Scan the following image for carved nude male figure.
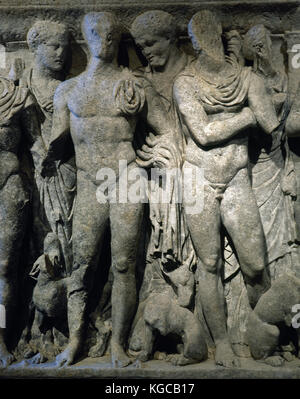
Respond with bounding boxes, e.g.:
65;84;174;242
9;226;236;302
173;11;279;367
43;12;172;367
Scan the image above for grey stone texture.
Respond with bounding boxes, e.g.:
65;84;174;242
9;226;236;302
0;0;300;378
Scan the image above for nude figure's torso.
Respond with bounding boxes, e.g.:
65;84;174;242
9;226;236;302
65;70;138;178
185;105;249;185
175;63;278;186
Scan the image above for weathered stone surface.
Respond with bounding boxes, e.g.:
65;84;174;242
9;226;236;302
0;0;299;379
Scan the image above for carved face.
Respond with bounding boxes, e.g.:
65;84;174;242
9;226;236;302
135;34;173;69
251;36;271;60
46;244;62;271
86;21;119;61
243;25;272;62
35;35;69;72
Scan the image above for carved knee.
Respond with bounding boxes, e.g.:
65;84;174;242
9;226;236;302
113;257;129;273
201;255;220;274
246;263;265;280
113;253;136;274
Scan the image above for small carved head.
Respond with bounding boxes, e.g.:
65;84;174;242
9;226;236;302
131;10;178;69
29;233;64;280
188;10;223;60
27;20;70;72
43;232;64;278
243;24;272;62
82;12;121;61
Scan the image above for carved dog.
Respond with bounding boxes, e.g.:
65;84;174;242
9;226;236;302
26;233;68;363
246;273;300;366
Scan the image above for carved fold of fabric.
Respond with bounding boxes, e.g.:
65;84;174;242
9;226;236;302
114;78;145;116
148;176;196;273
0;77;28;124
23;69;76;276
25;68;53;116
251;141;297;265
193;59;251;108
38;162;76;276
147;179;196;307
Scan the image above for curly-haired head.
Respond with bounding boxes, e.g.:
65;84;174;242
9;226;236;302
27;20;69;51
131;10;178;43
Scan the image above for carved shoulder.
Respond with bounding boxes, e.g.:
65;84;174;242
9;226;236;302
173;75;196;105
53;78;77;110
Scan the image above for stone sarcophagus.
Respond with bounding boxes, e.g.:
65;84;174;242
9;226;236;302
0;0;300;379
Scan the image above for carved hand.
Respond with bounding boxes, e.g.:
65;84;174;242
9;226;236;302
137;133;182;169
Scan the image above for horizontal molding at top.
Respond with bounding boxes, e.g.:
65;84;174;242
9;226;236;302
0;0;297;41
0;0;299;7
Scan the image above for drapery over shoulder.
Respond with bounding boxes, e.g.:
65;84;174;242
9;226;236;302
177;58;251;110
0;77;28;124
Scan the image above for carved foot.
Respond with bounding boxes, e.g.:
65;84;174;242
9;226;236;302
111;341;132;368
263;356;285;367
55;343;79;367
24;349;37;359
136;350;149;363
167;354;197;366
88;331;110;358
88;341;106;358
0;344;15;368
215;341;240;368
27;352;47;365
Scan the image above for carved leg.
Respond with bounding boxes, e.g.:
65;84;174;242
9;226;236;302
55;290;88;367
221;168;270;308
110;182;144;368
247;311;280;363
24;307;41;359
136;321;155;362
55;178;109;367
0;175;28;367
184;175;239;368
26;310;49;366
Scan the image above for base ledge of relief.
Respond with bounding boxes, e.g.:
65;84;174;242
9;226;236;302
1;357;300;379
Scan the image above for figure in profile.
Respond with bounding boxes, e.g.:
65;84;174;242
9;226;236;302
243;24;299;280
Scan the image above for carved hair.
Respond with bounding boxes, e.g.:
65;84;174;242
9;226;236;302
81;12;121;43
27;20;69;51
188;10;223;55
243;24;272;60
131;10;178;42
